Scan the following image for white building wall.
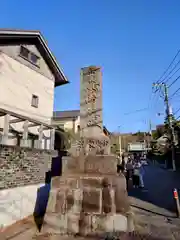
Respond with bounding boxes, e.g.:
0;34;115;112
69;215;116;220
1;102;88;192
0;52;54;124
0;184;44;227
75;116;80;133
0;52;54;147
53;116;80;133
64;120;73;131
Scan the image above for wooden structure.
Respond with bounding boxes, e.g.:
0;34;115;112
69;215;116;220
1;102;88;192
0;107;55;150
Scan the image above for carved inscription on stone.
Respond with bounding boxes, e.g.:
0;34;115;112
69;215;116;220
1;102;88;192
80;67;102;131
87;114;101;127
88;138;109;154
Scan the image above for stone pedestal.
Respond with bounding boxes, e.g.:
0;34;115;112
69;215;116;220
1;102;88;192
40;155;133;236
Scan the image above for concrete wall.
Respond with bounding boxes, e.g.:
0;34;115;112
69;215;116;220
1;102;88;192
0;183;43;227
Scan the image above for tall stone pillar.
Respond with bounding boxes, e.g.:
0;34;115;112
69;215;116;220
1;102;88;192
80;66;110;155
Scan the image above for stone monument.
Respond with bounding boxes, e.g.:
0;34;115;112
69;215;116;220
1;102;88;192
38;66;134;238
80;66;110;155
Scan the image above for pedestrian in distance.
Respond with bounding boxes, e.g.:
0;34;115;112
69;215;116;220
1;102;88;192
139;160;145;188
126;157;134;190
132;161;140;188
121;155;125;174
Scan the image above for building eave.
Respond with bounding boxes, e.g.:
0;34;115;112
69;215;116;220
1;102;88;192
0;29;69;87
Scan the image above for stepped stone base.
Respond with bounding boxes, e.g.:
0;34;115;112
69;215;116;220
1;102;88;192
41;155;134;236
62;155;117;175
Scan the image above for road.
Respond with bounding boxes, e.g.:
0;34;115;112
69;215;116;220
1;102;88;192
129;161;180;214
129;161;180;239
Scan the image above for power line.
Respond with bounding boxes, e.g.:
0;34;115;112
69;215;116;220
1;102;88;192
124;108;148;116
160;59;180;84
157;50;180;83
154;50;180;93
169;87;180;99
174;107;180;116
168;75;180;88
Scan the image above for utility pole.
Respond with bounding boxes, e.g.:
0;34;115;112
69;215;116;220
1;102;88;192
118;126;122;162
148;120;152;150
153;82;176;171
144;132;147;154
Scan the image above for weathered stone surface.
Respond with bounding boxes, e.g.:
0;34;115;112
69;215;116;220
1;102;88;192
62;156;84;174
67;214;80;234
66;178;78;188
79;66;110;155
79;213;92;236
80;177;102;188
55;191;66;213
80;66;103;135
46;189;57;213
44;171;132;235
42;213;67;235
84;155;117;174
66;190;74;211
102;186;112;213
82;188;101;213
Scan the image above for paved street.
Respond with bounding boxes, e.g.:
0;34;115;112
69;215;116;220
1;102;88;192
129;161;180;239
129;161;180;214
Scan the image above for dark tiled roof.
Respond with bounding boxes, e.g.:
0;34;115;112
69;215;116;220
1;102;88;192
53;110;80;119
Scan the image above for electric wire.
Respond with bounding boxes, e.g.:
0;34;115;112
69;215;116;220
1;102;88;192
169;87;180;99
157;50;180;84
168;75;180;88
174;107;180;116
160;59;180;84
154;50;180;94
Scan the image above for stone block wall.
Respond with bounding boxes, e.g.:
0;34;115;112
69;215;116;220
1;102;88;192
0;145;57;190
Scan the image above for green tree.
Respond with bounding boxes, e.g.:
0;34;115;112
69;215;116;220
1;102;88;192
152;128;164;140
133;131;146;141
164;114;177;130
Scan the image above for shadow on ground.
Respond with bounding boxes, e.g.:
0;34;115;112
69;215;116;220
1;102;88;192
33;154;65;231
33;183;50;231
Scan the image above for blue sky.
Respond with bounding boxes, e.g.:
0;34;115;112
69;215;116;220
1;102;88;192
1;0;180;133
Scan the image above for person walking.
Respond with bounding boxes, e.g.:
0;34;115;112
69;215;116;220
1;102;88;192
126;157;134;190
132;161;139;188
121;155;125;173
132;160;145;188
139;161;145;188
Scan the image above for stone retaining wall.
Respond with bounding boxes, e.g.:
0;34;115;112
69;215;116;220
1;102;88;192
0;145;57;190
